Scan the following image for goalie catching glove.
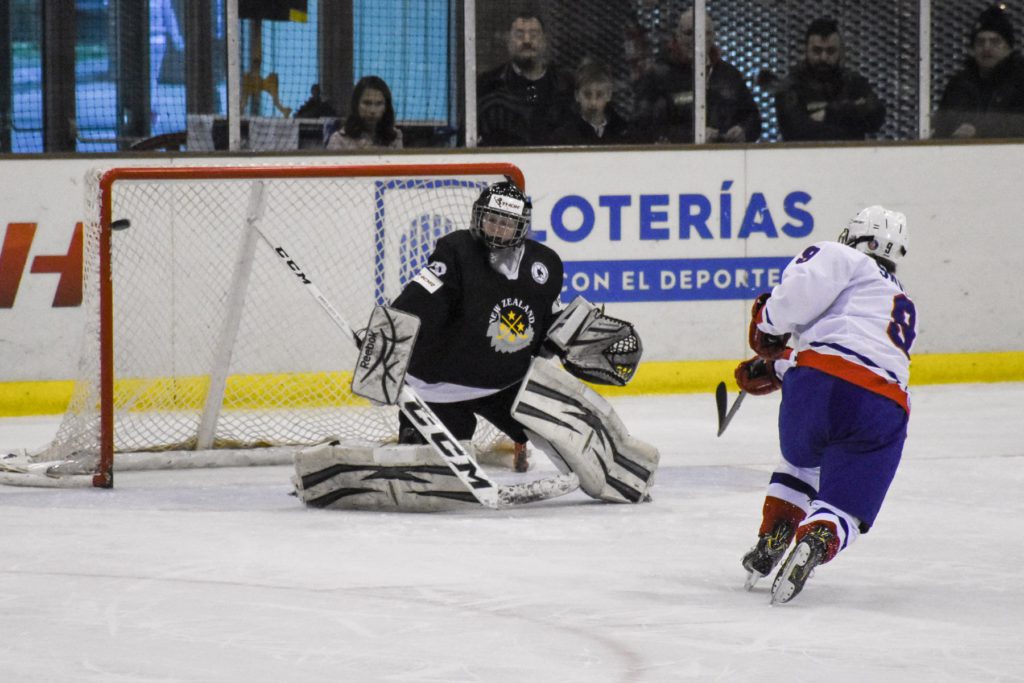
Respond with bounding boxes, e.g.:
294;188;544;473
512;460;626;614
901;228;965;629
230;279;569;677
545;296;642;386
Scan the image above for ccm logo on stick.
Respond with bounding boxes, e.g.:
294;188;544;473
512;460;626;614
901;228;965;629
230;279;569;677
402;397;492;490
274;247;312;284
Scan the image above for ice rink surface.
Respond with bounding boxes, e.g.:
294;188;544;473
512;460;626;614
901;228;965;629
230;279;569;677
2;382;1022;682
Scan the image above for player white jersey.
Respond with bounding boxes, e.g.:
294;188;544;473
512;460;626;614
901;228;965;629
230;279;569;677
760;241;917;412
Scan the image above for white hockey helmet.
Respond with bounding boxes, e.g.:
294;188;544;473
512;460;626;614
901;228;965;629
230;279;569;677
470;181;531;249
838;205;908;269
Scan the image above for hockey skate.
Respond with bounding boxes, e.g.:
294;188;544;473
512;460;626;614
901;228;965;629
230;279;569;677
742;519;795;590
770;523;838;605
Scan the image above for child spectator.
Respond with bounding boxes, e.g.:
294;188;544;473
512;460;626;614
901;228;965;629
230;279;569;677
553;62;634;145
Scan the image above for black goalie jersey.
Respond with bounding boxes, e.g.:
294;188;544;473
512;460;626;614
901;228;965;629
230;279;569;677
392;230;564;391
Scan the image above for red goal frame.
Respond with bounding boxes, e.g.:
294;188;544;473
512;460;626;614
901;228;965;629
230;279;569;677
92;162;526;487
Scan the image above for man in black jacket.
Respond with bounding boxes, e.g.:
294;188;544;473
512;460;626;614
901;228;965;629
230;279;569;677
634;8;761;144
774;17;886;141
934;4;1024;139
477;13;575;147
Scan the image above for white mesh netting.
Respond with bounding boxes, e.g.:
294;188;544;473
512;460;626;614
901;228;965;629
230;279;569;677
28;164;518;478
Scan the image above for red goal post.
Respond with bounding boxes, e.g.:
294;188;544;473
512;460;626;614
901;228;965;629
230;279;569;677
22;162;525;488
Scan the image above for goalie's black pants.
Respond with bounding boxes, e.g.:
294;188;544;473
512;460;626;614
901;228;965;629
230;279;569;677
398;382;528;444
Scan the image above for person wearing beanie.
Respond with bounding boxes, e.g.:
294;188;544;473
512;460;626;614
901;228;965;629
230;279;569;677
934;4;1024;138
973;4;1016;48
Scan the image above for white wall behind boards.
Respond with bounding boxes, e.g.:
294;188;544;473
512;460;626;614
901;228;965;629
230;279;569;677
0;143;1021;382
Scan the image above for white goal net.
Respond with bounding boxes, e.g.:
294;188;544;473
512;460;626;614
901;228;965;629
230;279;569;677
11;163;524;487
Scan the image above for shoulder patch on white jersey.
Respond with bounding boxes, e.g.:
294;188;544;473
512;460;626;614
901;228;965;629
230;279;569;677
411;267;443;294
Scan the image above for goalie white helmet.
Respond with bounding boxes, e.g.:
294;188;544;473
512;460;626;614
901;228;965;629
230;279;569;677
470;181;531;250
838;205;908;271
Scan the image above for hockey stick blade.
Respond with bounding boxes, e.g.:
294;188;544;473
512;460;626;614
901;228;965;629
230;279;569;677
499;472;580;507
717;388;747;437
715;382;728;434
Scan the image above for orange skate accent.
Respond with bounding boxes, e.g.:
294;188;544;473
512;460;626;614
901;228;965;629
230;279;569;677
758;496;806;536
795;521;841;564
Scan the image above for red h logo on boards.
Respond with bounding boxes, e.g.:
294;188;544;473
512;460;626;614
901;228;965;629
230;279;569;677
0;222;83;308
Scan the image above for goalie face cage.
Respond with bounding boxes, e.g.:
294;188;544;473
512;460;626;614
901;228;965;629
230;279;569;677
35;163;525;488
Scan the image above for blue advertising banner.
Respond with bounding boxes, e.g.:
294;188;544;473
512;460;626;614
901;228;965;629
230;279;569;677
562;256;793;302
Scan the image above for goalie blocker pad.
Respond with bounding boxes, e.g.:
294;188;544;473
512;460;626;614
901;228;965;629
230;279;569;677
545;296;642;386
293;441;482;512
351;306;420;405
511;357;659;503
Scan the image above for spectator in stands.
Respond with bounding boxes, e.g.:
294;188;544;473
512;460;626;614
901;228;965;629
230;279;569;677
294;84;338;120
150;0;184;126
327;76;403;151
552;61;634;145
934;4;1024;139
773;17;886;141
477;11;575;146
634;7;761;143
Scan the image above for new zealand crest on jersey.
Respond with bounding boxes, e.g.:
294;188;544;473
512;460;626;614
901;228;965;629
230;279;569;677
487;298;536;353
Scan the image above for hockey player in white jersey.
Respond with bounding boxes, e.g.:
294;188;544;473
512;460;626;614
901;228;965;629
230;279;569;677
735;205;916;604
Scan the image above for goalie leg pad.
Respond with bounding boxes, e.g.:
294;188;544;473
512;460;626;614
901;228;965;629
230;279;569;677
511;358;659;503
292;441;483;512
351;306;421;405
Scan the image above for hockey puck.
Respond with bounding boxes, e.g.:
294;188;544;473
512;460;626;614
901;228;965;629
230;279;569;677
110;219;131;231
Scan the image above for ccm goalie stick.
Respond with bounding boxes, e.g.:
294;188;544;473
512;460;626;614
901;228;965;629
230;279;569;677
715;382;747;437
253;224;578;508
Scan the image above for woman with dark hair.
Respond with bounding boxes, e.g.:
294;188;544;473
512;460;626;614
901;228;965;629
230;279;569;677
326;75;404;150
